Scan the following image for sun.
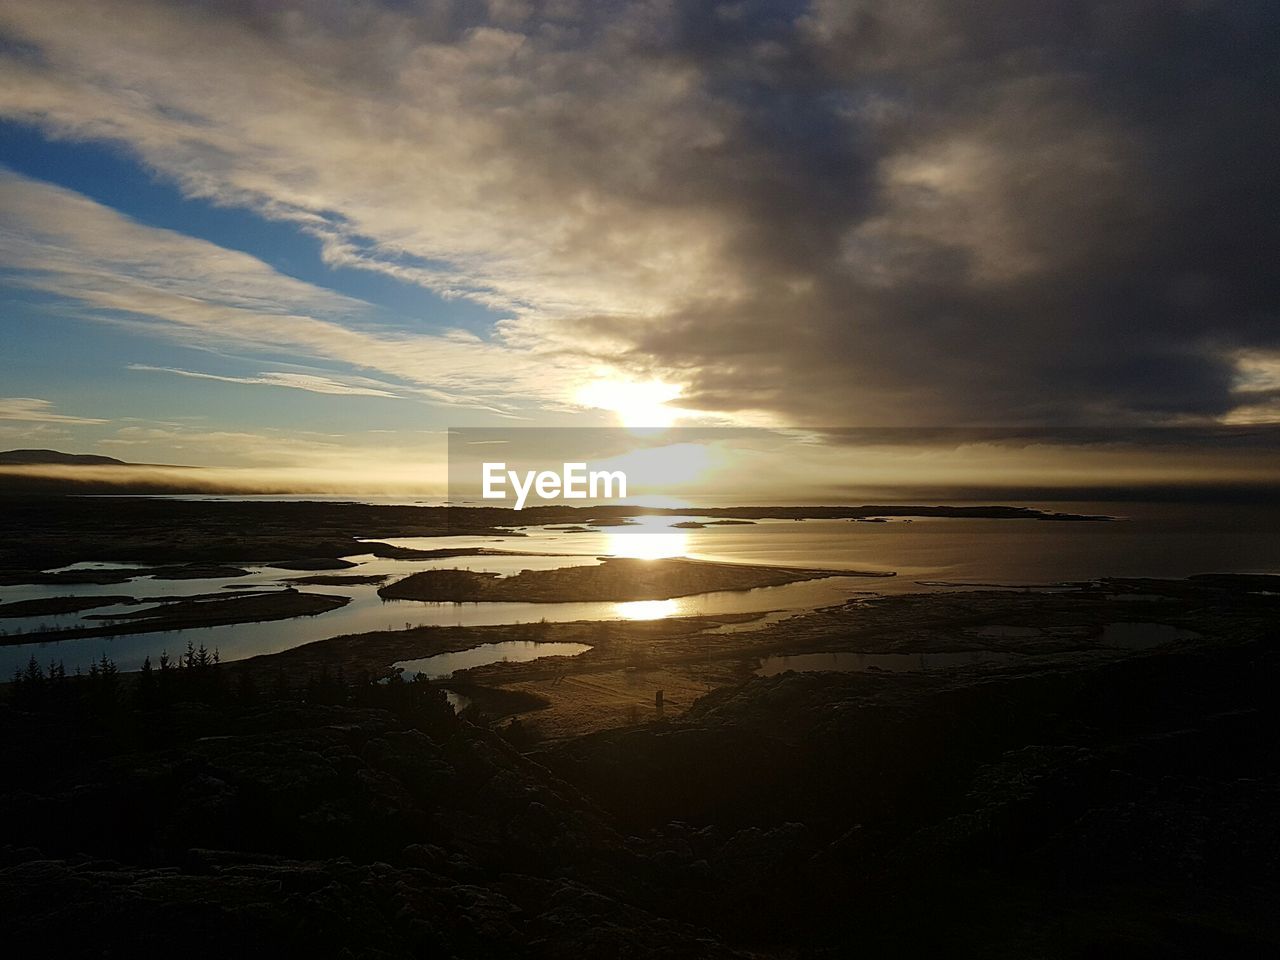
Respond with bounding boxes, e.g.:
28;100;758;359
576;378;684;428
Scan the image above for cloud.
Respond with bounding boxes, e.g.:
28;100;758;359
0;422;74;447
1;1;1278;427
0;397;108;424
99;424;350;464
128;364;406;398
88;421;450;490
0;169;594;414
0;461;449;495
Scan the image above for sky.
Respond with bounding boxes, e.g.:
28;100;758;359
1;1;1278;494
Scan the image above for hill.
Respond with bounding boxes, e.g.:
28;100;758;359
0;449;129;466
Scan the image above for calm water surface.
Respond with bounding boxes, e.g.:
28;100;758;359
394;641;593;680
2;501;1274;675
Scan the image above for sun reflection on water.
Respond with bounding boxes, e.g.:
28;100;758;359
604;528;688;559
613;598;680;620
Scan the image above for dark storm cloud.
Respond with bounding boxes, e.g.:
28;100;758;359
571;0;1280;425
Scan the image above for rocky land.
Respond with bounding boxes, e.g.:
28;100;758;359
0;589;350;644
0;572;1276;956
376;556;884;603
0;496;1108;576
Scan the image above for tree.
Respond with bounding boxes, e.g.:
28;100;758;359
91;653;120;711
137;655;156;707
11;658;45;710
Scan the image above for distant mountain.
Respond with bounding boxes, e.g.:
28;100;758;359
0;449;129;466
0;450;215;496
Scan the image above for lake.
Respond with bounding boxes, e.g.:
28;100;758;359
2;500;1276;676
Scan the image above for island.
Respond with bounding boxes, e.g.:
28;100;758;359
377;556;886;603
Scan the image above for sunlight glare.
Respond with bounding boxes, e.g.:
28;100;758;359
613;598;680;620
591;442;713;491
605;529;688;559
576;378;684;428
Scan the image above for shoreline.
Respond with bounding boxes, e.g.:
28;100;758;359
0;497;1115;575
10;573;1264;740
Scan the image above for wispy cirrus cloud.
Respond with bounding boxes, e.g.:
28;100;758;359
128;365;406;399
0;169;599;415
0;397;107;424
